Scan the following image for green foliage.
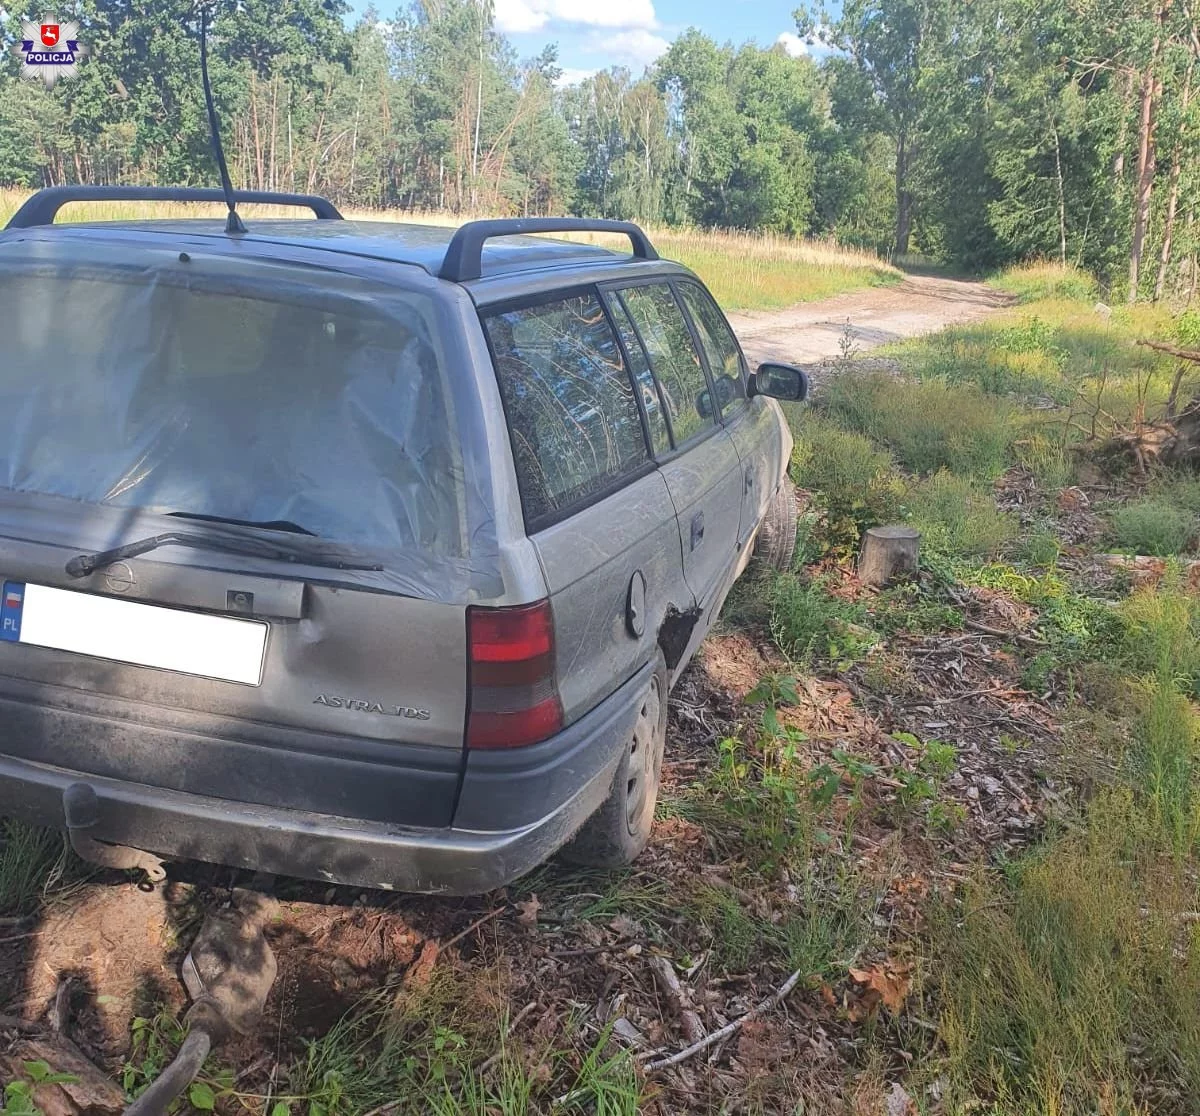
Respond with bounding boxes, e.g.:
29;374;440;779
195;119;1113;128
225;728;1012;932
768;573;876;668
824;373;1015;478
790;413;907;551
906;471;1017;558
871;582;964;635
1109;498;1196;557
1;1063;79;1116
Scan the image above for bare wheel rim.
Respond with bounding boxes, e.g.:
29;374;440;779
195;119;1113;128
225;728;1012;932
625;673;663;834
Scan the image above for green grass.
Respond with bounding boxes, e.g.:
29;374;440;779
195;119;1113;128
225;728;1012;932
767;573;876;668
930;578;1200;1113
990;261;1099;303
1109;497;1197;556
255;973;641;1116
823;372;1016;478
907;471;1018;558
0;819;69;917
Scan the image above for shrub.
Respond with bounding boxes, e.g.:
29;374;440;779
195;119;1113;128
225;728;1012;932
1109;497;1196;556
790;414;906;550
824;373;1015;478
907;471;1017;558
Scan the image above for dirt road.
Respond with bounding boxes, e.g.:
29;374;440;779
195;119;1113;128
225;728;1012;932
728;272;1011;370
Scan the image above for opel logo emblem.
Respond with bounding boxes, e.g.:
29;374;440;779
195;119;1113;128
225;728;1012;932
104;561;135;594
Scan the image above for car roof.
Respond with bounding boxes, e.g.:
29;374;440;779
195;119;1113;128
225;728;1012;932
14;218;636;279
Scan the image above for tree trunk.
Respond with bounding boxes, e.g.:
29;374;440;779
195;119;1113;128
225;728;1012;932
1052;120;1067;265
1156;63;1193;300
858;526;921;586
895;130;912;257
1129;3;1170;303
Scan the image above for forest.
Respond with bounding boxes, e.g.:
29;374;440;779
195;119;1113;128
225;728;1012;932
0;0;1196;300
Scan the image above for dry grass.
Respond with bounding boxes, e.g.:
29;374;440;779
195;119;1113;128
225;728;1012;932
0;187;899;311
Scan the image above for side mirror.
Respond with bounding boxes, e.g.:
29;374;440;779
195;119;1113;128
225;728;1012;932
749;362;809;403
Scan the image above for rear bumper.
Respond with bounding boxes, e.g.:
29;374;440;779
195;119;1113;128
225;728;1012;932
0;662;649;895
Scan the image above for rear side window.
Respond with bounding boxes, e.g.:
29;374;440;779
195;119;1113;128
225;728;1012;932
618;284;714;445
605;295;671;455
678;281;747;414
485;292;647;526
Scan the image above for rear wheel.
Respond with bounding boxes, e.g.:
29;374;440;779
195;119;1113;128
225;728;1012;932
562;659;668;868
754;479;799;571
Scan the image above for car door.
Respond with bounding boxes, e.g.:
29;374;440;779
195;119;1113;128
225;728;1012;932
676;278;786;554
480;288;689;723
606;281;744;660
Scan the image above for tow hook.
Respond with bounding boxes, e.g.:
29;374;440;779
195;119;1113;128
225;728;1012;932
61;783;167;884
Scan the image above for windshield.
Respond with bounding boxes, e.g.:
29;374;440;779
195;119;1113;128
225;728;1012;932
0;246;466;558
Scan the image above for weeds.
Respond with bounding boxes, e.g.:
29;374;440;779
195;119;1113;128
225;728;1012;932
1109;497;1196;556
824;372;1015;478
768;573;876;668
907;471;1017;558
935;791;1200;1115
281;974;641;1116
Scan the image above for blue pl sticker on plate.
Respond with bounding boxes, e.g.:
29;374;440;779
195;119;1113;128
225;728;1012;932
0;582;25;642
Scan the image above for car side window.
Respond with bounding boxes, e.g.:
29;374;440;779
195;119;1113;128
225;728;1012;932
618;284;714;445
604;294;672;455
677;281;747;415
484;291;648;526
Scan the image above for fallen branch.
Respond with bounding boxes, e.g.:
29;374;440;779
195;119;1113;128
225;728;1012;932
443;905;507;950
1137;338;1200;363
639;968;803;1072
647;955;705;1046
963;619;1048;647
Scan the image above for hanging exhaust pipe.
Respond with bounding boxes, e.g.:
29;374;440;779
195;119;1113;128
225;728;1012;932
124;885;279;1116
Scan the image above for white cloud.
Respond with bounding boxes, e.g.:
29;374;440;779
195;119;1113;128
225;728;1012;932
598;27;670;67
554;66;599;88
494;0;658;34
776;31;811;57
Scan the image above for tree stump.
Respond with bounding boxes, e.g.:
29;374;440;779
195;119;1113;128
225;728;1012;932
858;525;920;586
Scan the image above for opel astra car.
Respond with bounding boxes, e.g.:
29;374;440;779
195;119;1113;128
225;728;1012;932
0;187;807;894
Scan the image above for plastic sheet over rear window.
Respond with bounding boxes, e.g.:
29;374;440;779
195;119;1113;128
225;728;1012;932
0;241;486;599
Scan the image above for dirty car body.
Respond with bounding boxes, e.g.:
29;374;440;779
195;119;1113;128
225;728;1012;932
0;189;802;894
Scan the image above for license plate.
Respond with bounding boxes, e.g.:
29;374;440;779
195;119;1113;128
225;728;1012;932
0;581;268;685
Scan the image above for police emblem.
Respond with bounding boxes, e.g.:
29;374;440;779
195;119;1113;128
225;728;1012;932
18;15;86;88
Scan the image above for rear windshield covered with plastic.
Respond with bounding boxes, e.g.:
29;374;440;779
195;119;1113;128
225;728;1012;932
0;245;466;557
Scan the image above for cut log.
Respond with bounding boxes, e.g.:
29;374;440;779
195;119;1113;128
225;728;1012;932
858;526;920;586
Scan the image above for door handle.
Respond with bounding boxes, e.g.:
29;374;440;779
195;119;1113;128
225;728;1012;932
690;512;705;551
744;465;754;494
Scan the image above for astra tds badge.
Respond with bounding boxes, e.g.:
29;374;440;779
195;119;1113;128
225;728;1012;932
314;694;431;720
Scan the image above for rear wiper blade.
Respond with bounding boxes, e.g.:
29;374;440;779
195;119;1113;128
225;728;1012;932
65;531;383;579
167;511;317;535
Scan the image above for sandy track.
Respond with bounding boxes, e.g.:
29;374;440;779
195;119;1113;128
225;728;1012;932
728;273;1012;370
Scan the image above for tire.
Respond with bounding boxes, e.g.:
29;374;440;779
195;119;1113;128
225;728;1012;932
754;478;799;571
562;658;669;868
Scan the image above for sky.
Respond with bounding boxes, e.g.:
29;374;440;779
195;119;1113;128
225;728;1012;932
348;1;818;86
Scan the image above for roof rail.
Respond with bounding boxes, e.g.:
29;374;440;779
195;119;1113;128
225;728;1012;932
5;186;343;229
438;217;658;282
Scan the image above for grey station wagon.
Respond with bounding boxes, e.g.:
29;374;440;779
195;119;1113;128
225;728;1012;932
0;187;806;894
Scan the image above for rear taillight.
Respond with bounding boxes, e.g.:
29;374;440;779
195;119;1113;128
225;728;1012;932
467;600;564;749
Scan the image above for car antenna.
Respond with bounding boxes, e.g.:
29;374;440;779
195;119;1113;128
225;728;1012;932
198;2;245;235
